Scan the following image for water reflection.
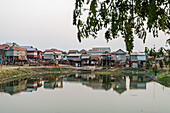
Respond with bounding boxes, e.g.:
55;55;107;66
0;74;158;95
0;76;63;95
65;74;153;94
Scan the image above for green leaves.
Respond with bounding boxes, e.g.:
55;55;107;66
90;0;97;17
73;0;170;53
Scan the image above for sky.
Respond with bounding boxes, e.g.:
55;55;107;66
0;0;169;52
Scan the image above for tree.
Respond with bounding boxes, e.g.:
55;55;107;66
145;47;169;75
5;42;19;46
73;0;169;53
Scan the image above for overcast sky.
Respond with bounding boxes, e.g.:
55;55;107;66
0;0;169;52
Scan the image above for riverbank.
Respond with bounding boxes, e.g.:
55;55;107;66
155;72;170;87
0;66;76;82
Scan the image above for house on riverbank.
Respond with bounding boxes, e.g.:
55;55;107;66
6;46;27;65
67;54;81;67
20;46;42;60
112;49;127;66
130;52;146;68
0;44;10;64
81;54;91;66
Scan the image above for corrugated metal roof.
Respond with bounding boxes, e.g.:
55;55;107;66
44;52;54;54
138;52;145;56
67;54;81;57
130;52;138;55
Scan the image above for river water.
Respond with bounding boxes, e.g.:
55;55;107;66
0;74;170;113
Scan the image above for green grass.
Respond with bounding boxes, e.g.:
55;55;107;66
0;67;75;78
115;68;145;72
94;71;144;76
147;69;168;75
155;72;170;87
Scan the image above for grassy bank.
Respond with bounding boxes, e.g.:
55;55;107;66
0;67;75;78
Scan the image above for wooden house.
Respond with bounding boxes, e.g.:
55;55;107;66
67;54;81;67
90;55;101;66
130;52;146;68
0;44;10;64
20;46;42;60
81;54;91;66
137;52;146;67
6;46;27;65
101;53;111;67
130;52;138;68
112;49;127;66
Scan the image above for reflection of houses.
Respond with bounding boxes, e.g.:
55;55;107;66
113;77;127;94
112;49;127;66
44;76;63;89
66;74;111;90
1;79;27;95
6;46;27;65
26;78;42;92
129;76;151;89
27;78;37;92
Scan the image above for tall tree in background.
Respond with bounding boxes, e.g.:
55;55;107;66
73;0;169;53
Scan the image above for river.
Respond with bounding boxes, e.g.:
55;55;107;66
0;74;170;113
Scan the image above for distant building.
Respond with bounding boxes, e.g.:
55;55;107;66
68;50;79;54
92;47;111;53
79;49;87;54
87;47;111;55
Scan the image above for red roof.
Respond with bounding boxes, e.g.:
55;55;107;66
79;49;87;54
45;49;53;52
51;49;61;52
12;46;26;51
91;55;100;60
82;54;90;56
0;44;10;50
68;50;78;53
45;49;61;52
